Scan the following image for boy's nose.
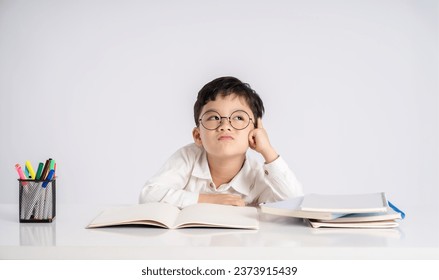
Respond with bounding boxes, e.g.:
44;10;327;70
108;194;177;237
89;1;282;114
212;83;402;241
218;118;232;131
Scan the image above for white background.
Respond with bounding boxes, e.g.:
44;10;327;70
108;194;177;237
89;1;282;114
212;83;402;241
0;0;437;217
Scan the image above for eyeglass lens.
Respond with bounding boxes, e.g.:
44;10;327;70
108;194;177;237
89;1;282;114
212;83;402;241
200;110;251;130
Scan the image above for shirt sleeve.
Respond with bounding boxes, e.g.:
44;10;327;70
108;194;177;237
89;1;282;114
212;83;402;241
256;156;304;204
139;145;200;208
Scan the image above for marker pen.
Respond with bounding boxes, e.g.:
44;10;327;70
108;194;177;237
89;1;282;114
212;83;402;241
42;169;55;188
25;160;36;179
15;164;26;179
35;162;44;180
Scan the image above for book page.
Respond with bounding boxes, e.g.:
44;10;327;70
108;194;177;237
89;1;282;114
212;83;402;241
175;203;259;229
262;196;304;210
87;203;181;229
316;207;402;223
300;192;388;213
308;219;399;229
260;197;344;220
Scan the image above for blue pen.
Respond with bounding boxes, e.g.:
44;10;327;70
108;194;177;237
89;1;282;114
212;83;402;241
24;166;31;179
388;201;406;219
42;169;55;188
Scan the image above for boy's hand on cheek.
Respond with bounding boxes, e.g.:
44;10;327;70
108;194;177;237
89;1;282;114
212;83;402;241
248;118;278;163
198;194;245;206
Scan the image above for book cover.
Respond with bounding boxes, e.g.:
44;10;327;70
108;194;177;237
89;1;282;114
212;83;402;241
300;192;388;213
260;197;344;220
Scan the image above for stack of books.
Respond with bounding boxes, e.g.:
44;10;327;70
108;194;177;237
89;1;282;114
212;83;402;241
260;192;405;229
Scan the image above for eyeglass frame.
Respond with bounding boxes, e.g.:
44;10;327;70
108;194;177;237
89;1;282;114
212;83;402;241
198;109;255;130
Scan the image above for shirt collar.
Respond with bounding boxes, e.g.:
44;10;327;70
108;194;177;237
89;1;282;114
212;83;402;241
228;158;251;196
191;148;212;180
191;149;251;196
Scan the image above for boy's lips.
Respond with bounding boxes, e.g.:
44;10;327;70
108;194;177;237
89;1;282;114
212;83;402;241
218;135;234;141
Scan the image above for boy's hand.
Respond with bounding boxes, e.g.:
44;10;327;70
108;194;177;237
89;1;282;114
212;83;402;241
248;118;279;163
198;193;245;206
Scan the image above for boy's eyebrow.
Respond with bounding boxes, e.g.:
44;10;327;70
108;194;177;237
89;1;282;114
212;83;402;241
201;108;251;115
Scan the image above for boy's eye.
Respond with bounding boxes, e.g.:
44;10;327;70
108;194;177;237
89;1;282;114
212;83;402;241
207;115;220;121
232;114;247;122
202;112;220;122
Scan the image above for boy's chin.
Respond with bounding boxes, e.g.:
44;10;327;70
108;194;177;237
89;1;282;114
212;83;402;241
207;146;249;159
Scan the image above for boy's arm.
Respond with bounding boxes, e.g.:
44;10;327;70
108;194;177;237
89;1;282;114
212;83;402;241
198;193;245;206
139;145;199;208
257;156;304;203
248;118;278;163
248;118;303;202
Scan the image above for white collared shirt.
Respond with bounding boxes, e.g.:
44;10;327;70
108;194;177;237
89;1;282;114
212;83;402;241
139;143;303;208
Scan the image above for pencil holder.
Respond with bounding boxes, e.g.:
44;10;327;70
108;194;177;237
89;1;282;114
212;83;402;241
18;178;56;223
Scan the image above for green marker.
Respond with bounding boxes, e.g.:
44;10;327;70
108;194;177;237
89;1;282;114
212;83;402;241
49;159;56;170
35;162;44;180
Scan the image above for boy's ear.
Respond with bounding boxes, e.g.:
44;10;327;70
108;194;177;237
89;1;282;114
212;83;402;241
192;127;203;147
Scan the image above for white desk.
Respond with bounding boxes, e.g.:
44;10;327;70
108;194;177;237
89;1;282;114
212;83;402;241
0;204;438;259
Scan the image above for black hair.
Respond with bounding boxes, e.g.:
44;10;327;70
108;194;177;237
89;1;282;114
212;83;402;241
193;76;264;127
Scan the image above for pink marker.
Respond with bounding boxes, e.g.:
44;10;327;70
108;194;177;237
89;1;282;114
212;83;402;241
15;164;28;186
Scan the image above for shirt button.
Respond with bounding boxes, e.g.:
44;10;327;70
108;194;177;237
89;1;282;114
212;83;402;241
264;170;269;175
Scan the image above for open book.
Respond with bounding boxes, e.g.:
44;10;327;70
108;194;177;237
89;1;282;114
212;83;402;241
86;202;259;230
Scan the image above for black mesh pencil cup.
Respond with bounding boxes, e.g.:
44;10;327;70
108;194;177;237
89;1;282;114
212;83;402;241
19;178;56;223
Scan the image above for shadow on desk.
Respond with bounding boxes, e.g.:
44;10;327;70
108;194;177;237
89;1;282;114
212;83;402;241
86;226;259;247
259;212;402;247
308;227;403;246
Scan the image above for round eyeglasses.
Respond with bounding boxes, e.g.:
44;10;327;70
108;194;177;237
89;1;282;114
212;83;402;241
199;110;254;130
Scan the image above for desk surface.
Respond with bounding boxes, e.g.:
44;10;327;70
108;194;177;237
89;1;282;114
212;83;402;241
0;204;438;259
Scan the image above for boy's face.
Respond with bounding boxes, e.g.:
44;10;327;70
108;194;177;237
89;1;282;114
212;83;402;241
193;94;255;160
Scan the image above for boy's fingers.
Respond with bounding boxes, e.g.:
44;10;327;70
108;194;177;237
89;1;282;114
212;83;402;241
257;118;263;128
235;200;245;207
229;196;245;207
222;194;245;206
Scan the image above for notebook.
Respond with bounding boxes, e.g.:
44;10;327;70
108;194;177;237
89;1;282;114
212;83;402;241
300;192;388;213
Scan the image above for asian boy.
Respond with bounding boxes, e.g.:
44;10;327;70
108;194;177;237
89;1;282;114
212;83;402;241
139;76;303;208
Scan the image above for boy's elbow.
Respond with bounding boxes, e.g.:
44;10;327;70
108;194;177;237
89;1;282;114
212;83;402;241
138;187;149;204
139;191;149;204
275;182;304;201
139;185;163;204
